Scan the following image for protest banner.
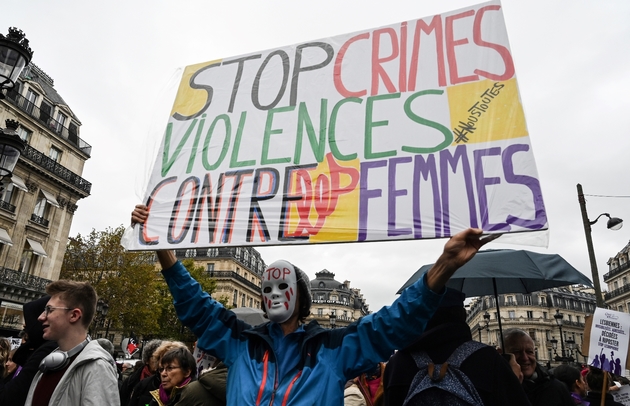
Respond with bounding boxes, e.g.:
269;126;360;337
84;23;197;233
613;385;630;406
125;0;547;250
587;308;630;375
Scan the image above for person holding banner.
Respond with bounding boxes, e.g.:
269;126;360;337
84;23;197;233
131;205;493;405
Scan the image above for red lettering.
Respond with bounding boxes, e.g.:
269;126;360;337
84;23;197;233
445;9;478;85
473;5;515;81
371;28;399;95
140;176;178;245
334;33;369;98
399;22;408;93
409;15;446;90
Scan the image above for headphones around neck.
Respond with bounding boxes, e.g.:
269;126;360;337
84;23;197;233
39;336;91;373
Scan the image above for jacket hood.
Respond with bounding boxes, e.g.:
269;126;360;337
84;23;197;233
22;295;50;349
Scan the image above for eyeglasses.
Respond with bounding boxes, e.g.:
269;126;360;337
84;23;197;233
158;366;181;374
43;306;73;316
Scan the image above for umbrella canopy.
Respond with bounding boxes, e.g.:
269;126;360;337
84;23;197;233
231;306;267;326
397;249;593;351
397;249;592;295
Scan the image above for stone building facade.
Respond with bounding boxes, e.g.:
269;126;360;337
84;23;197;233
604;240;630;312
307;269;370;328
0;64;91;336
467;286;596;366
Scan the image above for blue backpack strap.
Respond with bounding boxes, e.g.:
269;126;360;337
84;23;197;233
446;341;487;368
402;341;488;406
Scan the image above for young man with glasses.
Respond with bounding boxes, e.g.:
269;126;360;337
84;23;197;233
24;280;120;406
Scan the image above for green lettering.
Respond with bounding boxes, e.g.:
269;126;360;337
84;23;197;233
294;99;328;164
230;111;256;168
202;114;231;171
187;114;206;173
261;106;295;165
161;119;198;177
329;97;362;161
365;93;400;159
402;90;453;153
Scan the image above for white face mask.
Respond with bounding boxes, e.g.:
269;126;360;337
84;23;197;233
261;260;298;324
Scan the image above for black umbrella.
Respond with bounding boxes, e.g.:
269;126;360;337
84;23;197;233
397;249;593;350
231;306;267;326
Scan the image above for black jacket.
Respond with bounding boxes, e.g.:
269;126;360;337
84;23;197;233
522;363;573;406
129;373;161;406
382;321;530;406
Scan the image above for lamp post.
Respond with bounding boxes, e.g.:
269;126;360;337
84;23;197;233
92;299;110;337
483;311;490;343
0;27;34;95
565;338;576;363
577;183;623;308
554;310;566;359
0;27;32;187
329;313;337;329
477;324;483;342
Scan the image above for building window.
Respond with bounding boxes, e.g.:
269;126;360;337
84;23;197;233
624;277;628;286
206;248;218;257
619;305;624;312
317;308;323;317
526;311;533;319
241;294;246;307
546;330;551;340
207;263;214;273
529;329;536;341
343;310;348;319
33;193;48;222
568;315;572;322
249;298;253;307
576;315;581;324
56;111;67;132
506;296;514;305
543;312;548;319
524;295;532;305
330;295;338;302
233;290;238;305
19;250;36;275
25;89;38;113
185;249;196;258
508;311;516;319
18;127;32;143
614;281;619;290
49;146;62;163
540;296;547;306
1;184;14;205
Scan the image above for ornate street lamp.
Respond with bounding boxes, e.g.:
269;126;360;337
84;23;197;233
577;183;623;307
92;298;110;337
554;310;566;359
329;313;337;329
0;119;26;188
0;27;33;96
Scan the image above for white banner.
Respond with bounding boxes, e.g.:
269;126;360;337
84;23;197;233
124;0;547;250
588;308;630;376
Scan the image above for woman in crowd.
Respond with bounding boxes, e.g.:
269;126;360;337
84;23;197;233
129;341;186;406
584;367;624;406
0;339;10;380
552;364;589;405
149;346;196;405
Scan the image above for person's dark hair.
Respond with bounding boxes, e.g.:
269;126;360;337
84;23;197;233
552;364;581;392
586;366;607;392
160;347;197;380
46;280;97;328
425;306;466;331
293;263;311;322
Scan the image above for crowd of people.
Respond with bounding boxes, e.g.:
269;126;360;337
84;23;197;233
0;205;626;405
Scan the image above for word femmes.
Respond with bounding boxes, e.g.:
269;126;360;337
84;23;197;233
140;144;546;247
174;4;513;120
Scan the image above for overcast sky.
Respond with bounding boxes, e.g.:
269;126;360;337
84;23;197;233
5;0;630;312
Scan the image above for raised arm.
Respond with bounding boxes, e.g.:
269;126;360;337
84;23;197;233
425;228;491;292
131;204;176;269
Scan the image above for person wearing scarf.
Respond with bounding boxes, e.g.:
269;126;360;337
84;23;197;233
149;347;196;406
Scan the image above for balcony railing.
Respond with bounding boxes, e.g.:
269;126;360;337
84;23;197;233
0;266;51;293
208;270;260;292
604;284;630;301
0;200;16;213
603;261;630;282
22;145;92;195
2;88;92;156
30;213;49;227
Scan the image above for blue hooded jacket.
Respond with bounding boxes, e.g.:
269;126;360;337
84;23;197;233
162;260;443;405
